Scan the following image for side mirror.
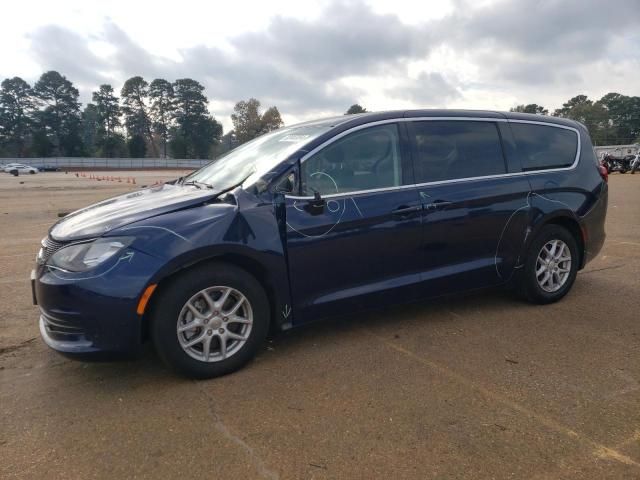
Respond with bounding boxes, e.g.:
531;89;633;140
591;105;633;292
274;172;296;194
304;189;325;215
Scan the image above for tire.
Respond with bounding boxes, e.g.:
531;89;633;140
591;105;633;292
518;225;579;304
29;170;35;174
151;262;270;379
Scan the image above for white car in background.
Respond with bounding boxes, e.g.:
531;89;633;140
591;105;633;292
3;163;39;174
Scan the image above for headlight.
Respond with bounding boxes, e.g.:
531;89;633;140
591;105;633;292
48;237;135;272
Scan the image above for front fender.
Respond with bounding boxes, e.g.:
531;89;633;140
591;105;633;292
109;195;294;330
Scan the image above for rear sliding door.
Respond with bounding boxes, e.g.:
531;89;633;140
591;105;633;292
407;119;532;294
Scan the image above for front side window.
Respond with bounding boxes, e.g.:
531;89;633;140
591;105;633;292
510;123;578;171
409;121;506;183
301;124;403;195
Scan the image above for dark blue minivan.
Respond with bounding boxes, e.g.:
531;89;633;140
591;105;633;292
33;110;608;378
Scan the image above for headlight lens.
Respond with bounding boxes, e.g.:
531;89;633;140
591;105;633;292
48;237;135;272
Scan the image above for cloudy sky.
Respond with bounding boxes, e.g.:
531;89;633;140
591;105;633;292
1;0;638;131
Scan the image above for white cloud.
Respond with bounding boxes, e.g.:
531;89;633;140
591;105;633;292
1;0;638;133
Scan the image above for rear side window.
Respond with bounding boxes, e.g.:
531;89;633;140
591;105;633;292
409;121;506;183
510;123;578;171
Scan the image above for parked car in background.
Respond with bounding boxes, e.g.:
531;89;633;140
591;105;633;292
631;153;640;174
33;110;608;378
38;165;62;172
3;163;39;174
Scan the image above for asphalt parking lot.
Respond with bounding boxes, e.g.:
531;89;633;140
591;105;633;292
1;170;639;479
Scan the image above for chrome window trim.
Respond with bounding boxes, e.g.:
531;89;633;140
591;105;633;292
286;117;581;200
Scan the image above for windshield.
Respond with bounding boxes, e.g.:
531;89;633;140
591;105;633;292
184;123;333;190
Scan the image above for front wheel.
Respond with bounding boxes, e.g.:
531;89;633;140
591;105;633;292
151;262;270;378
518;225;579;304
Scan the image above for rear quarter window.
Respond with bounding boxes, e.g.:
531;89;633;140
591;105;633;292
510;123;578;171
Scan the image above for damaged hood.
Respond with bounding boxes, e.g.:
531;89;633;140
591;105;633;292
50;183;220;241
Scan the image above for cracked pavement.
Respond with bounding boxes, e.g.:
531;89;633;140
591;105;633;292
1;171;639;479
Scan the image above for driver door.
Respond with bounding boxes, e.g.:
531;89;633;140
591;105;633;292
284;123;424;324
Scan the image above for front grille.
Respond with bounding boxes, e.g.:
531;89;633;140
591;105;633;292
40;236;68;263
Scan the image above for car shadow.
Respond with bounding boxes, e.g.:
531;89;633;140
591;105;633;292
267;287;520;354
41;287;520;385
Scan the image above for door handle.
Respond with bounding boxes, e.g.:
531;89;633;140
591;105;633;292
424;201;452;211
392;205;422;217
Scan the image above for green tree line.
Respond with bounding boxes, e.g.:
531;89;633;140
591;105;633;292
0;71;284;159
345;98;640;146
1;71;638;159
509;93;640;145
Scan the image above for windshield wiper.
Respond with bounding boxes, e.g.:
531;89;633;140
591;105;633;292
181;180;213;189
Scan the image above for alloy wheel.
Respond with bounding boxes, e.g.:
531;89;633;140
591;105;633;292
535;239;572;293
176;286;253;363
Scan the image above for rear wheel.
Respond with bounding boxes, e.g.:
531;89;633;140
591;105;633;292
518;225;579;304
151;262;270;378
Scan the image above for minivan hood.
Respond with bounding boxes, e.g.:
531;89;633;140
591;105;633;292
50;183;219;241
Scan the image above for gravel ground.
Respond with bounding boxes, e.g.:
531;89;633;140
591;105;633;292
1;170;639;479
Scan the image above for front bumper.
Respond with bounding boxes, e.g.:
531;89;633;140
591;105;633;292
39;314;95;353
33;246;164;357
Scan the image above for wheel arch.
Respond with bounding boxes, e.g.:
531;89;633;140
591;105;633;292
140;248;290;343
527;213;585;270
545;216;585;269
